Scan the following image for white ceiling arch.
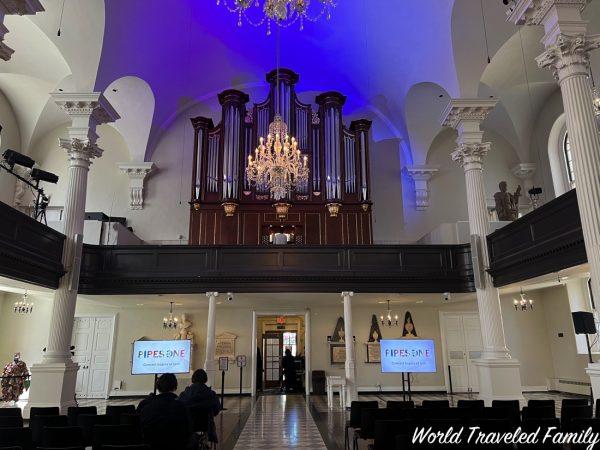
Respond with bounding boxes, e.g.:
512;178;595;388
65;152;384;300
404;82;451;166
0;0;106;153
103;76;155;162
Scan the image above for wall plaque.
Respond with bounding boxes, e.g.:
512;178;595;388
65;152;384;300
365;342;381;363
215;332;237;359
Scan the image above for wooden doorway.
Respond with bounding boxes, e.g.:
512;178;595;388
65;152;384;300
263;332;283;388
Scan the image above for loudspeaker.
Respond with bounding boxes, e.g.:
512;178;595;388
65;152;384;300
572;311;596;335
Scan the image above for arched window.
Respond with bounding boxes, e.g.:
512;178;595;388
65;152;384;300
563;132;576;188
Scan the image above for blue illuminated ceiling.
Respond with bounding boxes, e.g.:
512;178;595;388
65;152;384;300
97;0;461;153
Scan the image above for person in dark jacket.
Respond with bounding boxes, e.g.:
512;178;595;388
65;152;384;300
282;348;297;392
178;369;221;416
138;373;192;450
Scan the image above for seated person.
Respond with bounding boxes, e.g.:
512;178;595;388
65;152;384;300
138;373;192;450
178;369;222;417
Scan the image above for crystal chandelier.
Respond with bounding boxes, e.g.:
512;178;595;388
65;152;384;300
513;288;533;311
13;291;33;314
163;302;179;329
246;115;309;202
380;300;399;327
216;0;336;34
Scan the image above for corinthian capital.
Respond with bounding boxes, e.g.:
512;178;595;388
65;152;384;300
451;143;490;168
536;33;600;79
59;138;103;164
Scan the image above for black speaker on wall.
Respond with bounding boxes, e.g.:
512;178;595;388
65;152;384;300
572;311;596;335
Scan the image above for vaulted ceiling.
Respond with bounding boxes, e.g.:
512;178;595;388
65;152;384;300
2;0;600;167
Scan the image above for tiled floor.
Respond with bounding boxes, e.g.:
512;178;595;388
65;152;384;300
234;394;327;450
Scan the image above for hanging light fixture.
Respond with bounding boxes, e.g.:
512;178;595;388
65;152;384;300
513;288;533;311
380;300;399;327
163;302;179;329
13;291;33;315
216;0;336;35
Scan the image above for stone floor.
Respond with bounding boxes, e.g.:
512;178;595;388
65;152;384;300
0;390;591;450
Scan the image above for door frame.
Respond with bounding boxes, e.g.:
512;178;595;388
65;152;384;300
251;310;311;397
438;311;479;395
73;314;118;399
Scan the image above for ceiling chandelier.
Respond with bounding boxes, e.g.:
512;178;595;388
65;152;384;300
246;115;309;203
216;0;336;34
513;288;533;311
163;302;179;329
380;300;399;327
13;291;33;315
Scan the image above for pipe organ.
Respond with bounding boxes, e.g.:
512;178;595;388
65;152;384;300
189;68;372;245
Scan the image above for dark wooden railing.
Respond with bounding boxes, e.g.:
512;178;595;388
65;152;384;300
0;201;65;288
487;189;586;287
78;244;474;294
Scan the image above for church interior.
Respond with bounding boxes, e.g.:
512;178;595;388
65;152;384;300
2;0;600;449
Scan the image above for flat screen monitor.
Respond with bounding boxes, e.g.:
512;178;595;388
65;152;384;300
131;339;191;375
380;339;436;373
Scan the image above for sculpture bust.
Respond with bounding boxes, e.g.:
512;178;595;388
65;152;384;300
175;314;194;345
494;181;521;221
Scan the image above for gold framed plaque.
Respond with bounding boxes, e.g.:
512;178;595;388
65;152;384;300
329;343;346;365
365;342;381;363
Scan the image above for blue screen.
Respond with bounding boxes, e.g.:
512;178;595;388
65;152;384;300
132;340;191;375
380;339;436;373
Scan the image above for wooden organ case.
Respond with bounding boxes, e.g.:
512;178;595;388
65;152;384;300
189;68;373;245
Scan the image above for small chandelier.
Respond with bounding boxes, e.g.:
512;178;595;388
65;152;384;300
216;0;336;35
163;302;179;329
14;291;33;314
513;288;533;311
246;114;309;201
380;300;399;327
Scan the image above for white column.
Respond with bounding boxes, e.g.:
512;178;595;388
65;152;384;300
25;93;118;417
251;311;257;397
442;99;523;405
204;292;219;388
565;278;595;354
342;291;357;405
509;0;600;402
304;309;311;397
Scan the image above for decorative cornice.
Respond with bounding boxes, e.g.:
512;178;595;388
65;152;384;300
404;166;439;211
51;92;120;125
511;163;537;179
440;99;498;128
0;0;44;61
451;143;491;168
118;162;156;210
0;0;44;15
506;0;587;25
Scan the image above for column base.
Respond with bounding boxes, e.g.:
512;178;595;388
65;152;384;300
473;358;524;406
24;360;79;418
585;362;600;402
344;360;358;406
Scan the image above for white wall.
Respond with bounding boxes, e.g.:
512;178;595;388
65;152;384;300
0;287;573;397
0;89;22;205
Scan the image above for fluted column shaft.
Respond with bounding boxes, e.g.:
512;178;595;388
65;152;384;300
537;34;600;303
342;291;357;404
205;292;219;388
43;141;96;362
454;144;510;359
